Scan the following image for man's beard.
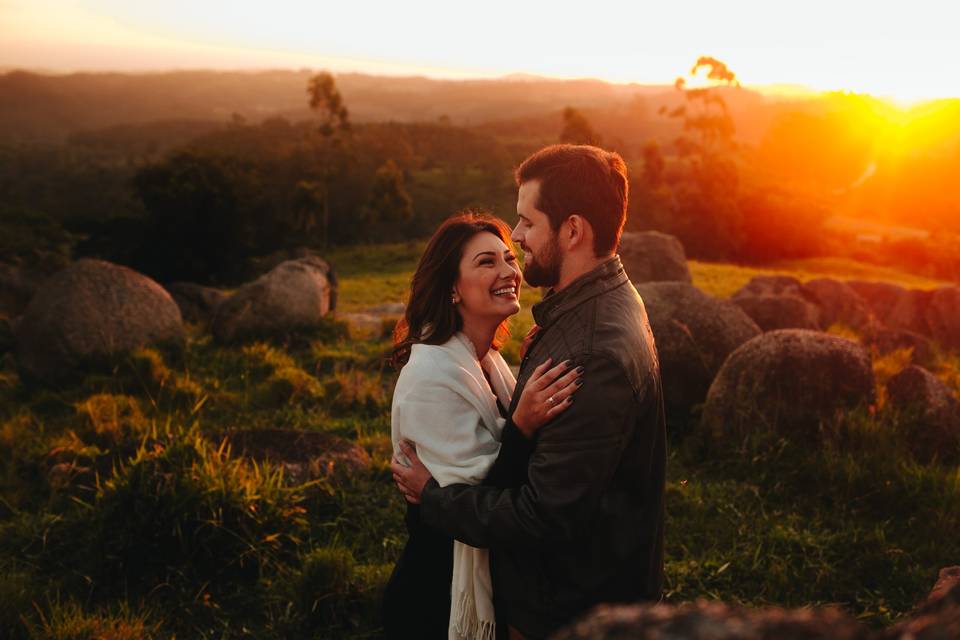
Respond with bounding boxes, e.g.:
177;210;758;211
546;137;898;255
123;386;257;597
522;233;562;288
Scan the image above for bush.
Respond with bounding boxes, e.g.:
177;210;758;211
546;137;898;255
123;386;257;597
323;369;388;417
74;394;146;448
5;426;313;620
22;599;157;640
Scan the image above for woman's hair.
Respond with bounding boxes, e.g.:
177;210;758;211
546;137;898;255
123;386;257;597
392;212;515;368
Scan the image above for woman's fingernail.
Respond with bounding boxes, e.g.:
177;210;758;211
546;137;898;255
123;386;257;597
576;366;584;373
576;379;584;386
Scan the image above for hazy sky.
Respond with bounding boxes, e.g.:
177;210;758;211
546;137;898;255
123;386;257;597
3;0;957;102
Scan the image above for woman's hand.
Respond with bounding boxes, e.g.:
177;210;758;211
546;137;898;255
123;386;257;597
512;358;583;438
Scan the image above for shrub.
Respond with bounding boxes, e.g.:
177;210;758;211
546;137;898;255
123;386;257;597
253;366;325;409
22;599;158;640
74;394;146;448
72;430;306;600
323;369;388;417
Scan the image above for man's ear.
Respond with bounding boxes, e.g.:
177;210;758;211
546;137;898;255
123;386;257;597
563;214;590;251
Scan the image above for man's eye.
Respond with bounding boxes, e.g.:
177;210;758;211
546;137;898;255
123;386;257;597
506;254;517;262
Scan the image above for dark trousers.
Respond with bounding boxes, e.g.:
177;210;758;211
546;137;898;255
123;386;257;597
381;504;454;639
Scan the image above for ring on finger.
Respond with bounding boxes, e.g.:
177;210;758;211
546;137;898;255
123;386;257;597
548;396;555;405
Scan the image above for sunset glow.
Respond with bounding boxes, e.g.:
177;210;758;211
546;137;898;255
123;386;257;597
2;0;958;103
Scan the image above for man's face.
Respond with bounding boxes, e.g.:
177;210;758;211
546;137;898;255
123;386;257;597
512;180;562;288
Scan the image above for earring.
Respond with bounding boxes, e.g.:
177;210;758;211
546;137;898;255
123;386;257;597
451;292;459;304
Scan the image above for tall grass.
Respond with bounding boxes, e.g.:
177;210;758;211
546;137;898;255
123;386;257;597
0;246;957;637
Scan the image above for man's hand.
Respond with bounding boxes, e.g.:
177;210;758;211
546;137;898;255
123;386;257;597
391;439;433;504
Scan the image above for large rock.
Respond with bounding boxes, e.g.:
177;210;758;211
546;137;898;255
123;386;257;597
731;275;822;331
925;287;960;350
0;262;45;316
885;366;960;461
884;571;960;639
847;280;907;320
886;289;934;336
553;600;869;640
165;282;229;325
14;259;185;385
619;231;692;284
636;282;761;425
248;248;338;311
734;275;807;298
212;258;335;344
865;329;935;367
733;294;822;332
703;330;875;442
803;278;879;332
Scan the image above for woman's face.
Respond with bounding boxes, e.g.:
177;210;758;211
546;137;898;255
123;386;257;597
454;231;522;325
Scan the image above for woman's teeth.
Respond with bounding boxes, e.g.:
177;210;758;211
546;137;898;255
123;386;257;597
492;287;516;297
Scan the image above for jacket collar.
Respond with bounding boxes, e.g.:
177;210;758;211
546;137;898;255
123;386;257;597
531;255;627;329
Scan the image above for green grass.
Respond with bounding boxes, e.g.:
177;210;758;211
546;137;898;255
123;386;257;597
0;243;958;637
690;256;950;299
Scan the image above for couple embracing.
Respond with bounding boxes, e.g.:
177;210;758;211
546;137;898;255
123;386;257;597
383;144;667;640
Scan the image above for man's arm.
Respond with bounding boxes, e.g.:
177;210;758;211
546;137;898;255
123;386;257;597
417;353;642;549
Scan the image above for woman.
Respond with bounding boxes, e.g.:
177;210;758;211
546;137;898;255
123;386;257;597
381;213;581;640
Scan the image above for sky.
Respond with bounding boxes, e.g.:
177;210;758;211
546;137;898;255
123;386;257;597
2;0;958;104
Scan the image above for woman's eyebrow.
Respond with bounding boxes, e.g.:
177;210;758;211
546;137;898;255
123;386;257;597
473;250;497;260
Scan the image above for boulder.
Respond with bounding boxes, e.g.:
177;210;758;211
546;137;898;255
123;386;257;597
884;571;960;639
553;600;870;640
14;259;185;385
212;258;335;344
619;231;692;284
636;282;761;425
248;248;338;311
847;280;907;320
886;289;934;336
885;366;960;461
165;282;229;325
734;275;808;298
925;567;960;609
225;428;371;481
732;294;822;332
702;330;875;442
925;286;960;350
866;329;935;367
0;262;45;316
803;278;879;333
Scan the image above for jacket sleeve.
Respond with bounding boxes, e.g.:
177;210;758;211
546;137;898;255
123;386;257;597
419;353;637;549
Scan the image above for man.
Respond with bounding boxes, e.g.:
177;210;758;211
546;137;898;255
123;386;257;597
392;144;666;639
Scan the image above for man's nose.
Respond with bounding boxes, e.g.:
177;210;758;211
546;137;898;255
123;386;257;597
510;223;522;243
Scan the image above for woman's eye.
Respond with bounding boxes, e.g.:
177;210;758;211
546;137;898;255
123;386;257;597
480;259;494;266
506;254;517;262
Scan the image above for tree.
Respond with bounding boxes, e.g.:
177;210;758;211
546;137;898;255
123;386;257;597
559;107;602;146
362;160;414;242
306;71;352;248
132;151;258;283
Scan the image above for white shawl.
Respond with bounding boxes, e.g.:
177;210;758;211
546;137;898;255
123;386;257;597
392;332;515;640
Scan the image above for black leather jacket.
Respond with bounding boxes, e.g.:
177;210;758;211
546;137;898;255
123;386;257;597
420;256;667;639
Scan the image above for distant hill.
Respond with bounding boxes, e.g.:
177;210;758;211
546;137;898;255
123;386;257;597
0;69;774;144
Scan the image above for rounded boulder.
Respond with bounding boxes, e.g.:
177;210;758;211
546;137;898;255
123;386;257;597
703;329;875;443
886;365;960;461
212;258;335;344
636;282;761;426
14;259;185;385
925;286;960;350
619;231;692;284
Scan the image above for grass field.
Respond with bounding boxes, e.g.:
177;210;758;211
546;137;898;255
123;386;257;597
0;245;957;638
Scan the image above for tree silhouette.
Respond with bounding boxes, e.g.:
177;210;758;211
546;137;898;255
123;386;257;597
559;107;602;146
362;159;414;242
306;71;352;249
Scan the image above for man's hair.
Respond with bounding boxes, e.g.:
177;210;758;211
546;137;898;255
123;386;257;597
515;144;628;256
